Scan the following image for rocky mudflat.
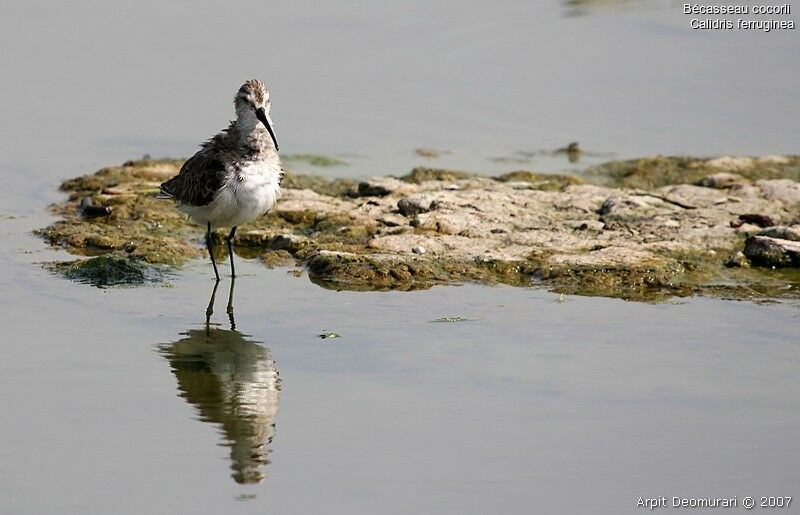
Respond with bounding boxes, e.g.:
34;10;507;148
37;156;800;300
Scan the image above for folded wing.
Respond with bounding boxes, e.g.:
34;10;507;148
159;150;225;206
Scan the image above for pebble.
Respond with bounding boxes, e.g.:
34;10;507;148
356;177;406;197
79;196;111;217
724;251;750;268
398;194;435;216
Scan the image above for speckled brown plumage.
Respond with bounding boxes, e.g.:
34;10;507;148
238;79;267;106
159;148;225;206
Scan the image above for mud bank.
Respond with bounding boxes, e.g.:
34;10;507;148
37;156;800;300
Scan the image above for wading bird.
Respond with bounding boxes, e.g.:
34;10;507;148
158;79;283;279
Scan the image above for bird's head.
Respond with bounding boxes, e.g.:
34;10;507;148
234;79;279;150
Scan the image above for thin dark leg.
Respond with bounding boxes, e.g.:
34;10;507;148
226;276;236;330
205;278;220;335
206;221;220;281
226;226;237;278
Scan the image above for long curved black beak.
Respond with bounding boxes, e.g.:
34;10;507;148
255;107;279;151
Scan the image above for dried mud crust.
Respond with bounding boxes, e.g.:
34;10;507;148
36;156;800;300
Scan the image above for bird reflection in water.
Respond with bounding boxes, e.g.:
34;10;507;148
159;279;280;484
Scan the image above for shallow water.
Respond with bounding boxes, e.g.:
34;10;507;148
1;255;798;513
1;1;799;513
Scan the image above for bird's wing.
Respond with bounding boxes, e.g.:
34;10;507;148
159;148;225;206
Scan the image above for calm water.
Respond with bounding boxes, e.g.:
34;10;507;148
0;1;798;513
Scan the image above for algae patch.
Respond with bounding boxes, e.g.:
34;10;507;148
281;172;357;197
47;256;167;288
587;155;800;189
433;316;474;322
398;167;474;184
284;154;349;167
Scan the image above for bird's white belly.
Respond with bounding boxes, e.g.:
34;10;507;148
181;163;281;228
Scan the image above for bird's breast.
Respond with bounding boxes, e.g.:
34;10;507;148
217;161;282;224
231;161;281;192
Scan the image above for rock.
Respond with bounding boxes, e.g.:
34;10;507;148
598;195;647;216
658;184;727;208
79;196;111;217
356;177;407;197
724;251;750;268
377;214;406;227
756;179;800;204
597;194;671;219
744;236;800;268
572;220;605;232
696;172;749;189
737;214;776;228
398;194;435;216
267;234;309;253
758;226;800;242
234;229;273;247
412;245;426;255
260;249;295;268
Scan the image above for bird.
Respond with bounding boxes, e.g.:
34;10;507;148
158;79;283;280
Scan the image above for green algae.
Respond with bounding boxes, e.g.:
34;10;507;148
495;171;587;191
302;246;799;301
283;154;349;167
399;167;475;184
488;152;534;164
47;256;167;288
587;155;800;189
281;172;357;197
260;249;295;269
523;251;690;302
433;316;473;322
305;251;535;292
415;148;452;159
